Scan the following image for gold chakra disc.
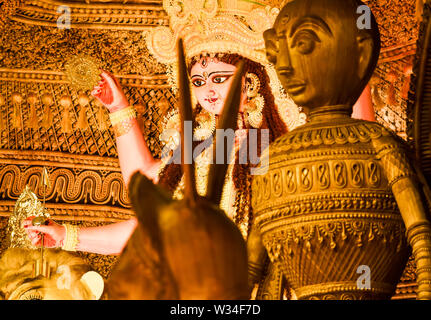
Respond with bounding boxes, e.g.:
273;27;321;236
64;54;101;91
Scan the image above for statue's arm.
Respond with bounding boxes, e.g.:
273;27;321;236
373;134;431;299
247;225;269;295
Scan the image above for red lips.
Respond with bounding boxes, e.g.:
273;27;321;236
206;97;218;103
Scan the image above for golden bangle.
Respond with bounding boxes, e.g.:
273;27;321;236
62;224;79;252
109;106;137;126
113;118;135;137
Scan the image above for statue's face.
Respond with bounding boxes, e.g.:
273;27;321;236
190;58;247;115
265;0;362;109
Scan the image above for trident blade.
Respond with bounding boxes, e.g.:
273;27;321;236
41;167;51;189
206;61;245;205
177;38;197;204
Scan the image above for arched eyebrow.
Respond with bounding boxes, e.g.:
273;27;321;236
191;71;234;79
289;16;333;38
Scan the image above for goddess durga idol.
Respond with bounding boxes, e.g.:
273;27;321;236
23;0;376;300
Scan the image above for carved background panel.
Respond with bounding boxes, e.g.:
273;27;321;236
0;74;175;156
0;0;177;279
364;0;418;140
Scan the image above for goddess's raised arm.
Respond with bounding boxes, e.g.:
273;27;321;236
91;70;161;186
23;70;163;256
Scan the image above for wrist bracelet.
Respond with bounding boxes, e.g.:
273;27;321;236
109;106;137;137
62;224;79;252
109;106;137;126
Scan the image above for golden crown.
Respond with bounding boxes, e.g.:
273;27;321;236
145;0;306;131
146;0;279;65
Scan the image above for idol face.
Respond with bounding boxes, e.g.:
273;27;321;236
190;58;246;115
264;0;363;109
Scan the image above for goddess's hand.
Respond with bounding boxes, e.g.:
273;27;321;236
91;69;129;113
22;217;66;248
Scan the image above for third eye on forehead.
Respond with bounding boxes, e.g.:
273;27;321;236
191;70;235;79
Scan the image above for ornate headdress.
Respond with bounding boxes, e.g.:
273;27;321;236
145;0;306;131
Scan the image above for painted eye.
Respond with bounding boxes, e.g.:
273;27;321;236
292;30;319;55
213;76;229;84
296;38;315;54
192;79;206;87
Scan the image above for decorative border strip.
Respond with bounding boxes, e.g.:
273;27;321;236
0;149;120;171
0;164;130;207
0;200;133;222
254;191;397;218
11;0;169;30
268;149;377;166
393;282;417;300
0;150;131;207
295;281;395;299
257;211;403;234
379;41;417;63
0;68;170;88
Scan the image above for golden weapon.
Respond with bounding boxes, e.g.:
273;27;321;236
31;167;51;278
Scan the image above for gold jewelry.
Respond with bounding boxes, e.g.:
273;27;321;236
245;95;265;128
61;224;79;252
245;72;260;98
109;106;137;126
244;72;264;128
160;107;217;143
109;106;137;137
112;119;135;137
159;108;181;153
194;109;216;140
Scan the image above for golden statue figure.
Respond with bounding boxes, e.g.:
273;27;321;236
251;0;431;300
